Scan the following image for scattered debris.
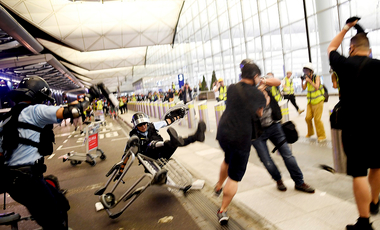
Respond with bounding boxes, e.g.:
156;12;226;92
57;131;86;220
158;216;173;224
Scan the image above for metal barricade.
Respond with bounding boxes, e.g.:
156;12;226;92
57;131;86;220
144;101;149;115
163;101;169;116
153;101;158;118
331;129;346;173
137;101;141;112
158;101;163;119
214;101;225;128
279;100;291;151
198;101;209;131
279;100;289;123
330;106;346;173
176;101;187;127
149;102;154;117
186;100;196;129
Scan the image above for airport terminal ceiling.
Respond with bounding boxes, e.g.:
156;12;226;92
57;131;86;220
0;0;379;93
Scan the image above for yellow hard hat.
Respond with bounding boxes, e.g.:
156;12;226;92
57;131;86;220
218;78;224;82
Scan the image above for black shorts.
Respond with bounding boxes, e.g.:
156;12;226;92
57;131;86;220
218;140;250;182
343;130;380;177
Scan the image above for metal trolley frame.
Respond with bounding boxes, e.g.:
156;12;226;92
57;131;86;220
94;137;193;219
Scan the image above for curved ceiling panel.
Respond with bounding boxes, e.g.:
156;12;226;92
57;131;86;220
1;0;183;51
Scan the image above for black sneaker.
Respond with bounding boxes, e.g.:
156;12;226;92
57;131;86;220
167;127;184;147
295;183;315;193
370;200;379;215
276;180;287;191
193;121;206;142
346;218;373;230
217;209;229;225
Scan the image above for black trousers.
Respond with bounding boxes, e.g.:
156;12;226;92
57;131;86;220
6;170;70;230
143;136;196;160
144;143;177;160
283;94;299;111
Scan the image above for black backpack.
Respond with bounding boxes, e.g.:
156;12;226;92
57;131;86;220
1;104;55;160
271;121;298;153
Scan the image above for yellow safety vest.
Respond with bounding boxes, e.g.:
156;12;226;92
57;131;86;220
307;75;325;105
219;86;227;101
119;99;124;107
271;86;282;102
96;100;103;110
333;71;340;92
283;77;294;95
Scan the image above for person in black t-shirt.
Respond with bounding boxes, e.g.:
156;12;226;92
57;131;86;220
328;18;380;230
214;61;266;225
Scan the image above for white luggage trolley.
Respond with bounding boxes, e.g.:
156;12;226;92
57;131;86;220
59;121;106;166
94;136;202;219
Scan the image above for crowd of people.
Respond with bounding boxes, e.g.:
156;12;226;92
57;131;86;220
214;18;380;230
0;17;378;230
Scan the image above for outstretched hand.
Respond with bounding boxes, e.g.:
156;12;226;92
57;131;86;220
346;19;359;30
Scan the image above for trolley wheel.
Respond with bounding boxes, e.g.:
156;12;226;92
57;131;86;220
99;150;106;160
70;160;81;166
101;193;116;209
88;160;96;166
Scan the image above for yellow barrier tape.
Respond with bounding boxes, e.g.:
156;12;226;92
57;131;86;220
199;104;208;110
281;108;289;115
215;105;226;111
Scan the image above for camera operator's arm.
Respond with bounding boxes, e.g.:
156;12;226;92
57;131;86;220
301;79;307;91
309;75;320;90
302;75;320;90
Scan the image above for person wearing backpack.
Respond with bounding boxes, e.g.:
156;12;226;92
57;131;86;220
301;63;326;143
252;74;315;194
0;76;87;230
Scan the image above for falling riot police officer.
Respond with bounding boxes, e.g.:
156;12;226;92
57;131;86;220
129;112;206;160
0;76;88;230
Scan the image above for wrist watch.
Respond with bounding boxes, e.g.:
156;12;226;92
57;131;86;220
343;25;350;31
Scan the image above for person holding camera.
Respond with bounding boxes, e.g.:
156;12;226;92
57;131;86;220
301;63;326;143
328;18;380;230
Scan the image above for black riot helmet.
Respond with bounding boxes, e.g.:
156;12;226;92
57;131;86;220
9;76;55;104
131;112;150;128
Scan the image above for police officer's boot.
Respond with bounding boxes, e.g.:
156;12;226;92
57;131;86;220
182;121;206;146
167;127;184;148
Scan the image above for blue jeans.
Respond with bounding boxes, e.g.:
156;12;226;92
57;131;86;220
252;123;304;186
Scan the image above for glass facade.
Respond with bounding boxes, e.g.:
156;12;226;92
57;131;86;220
134;0;380;94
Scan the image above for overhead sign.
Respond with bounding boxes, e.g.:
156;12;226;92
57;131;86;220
178;74;184;88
